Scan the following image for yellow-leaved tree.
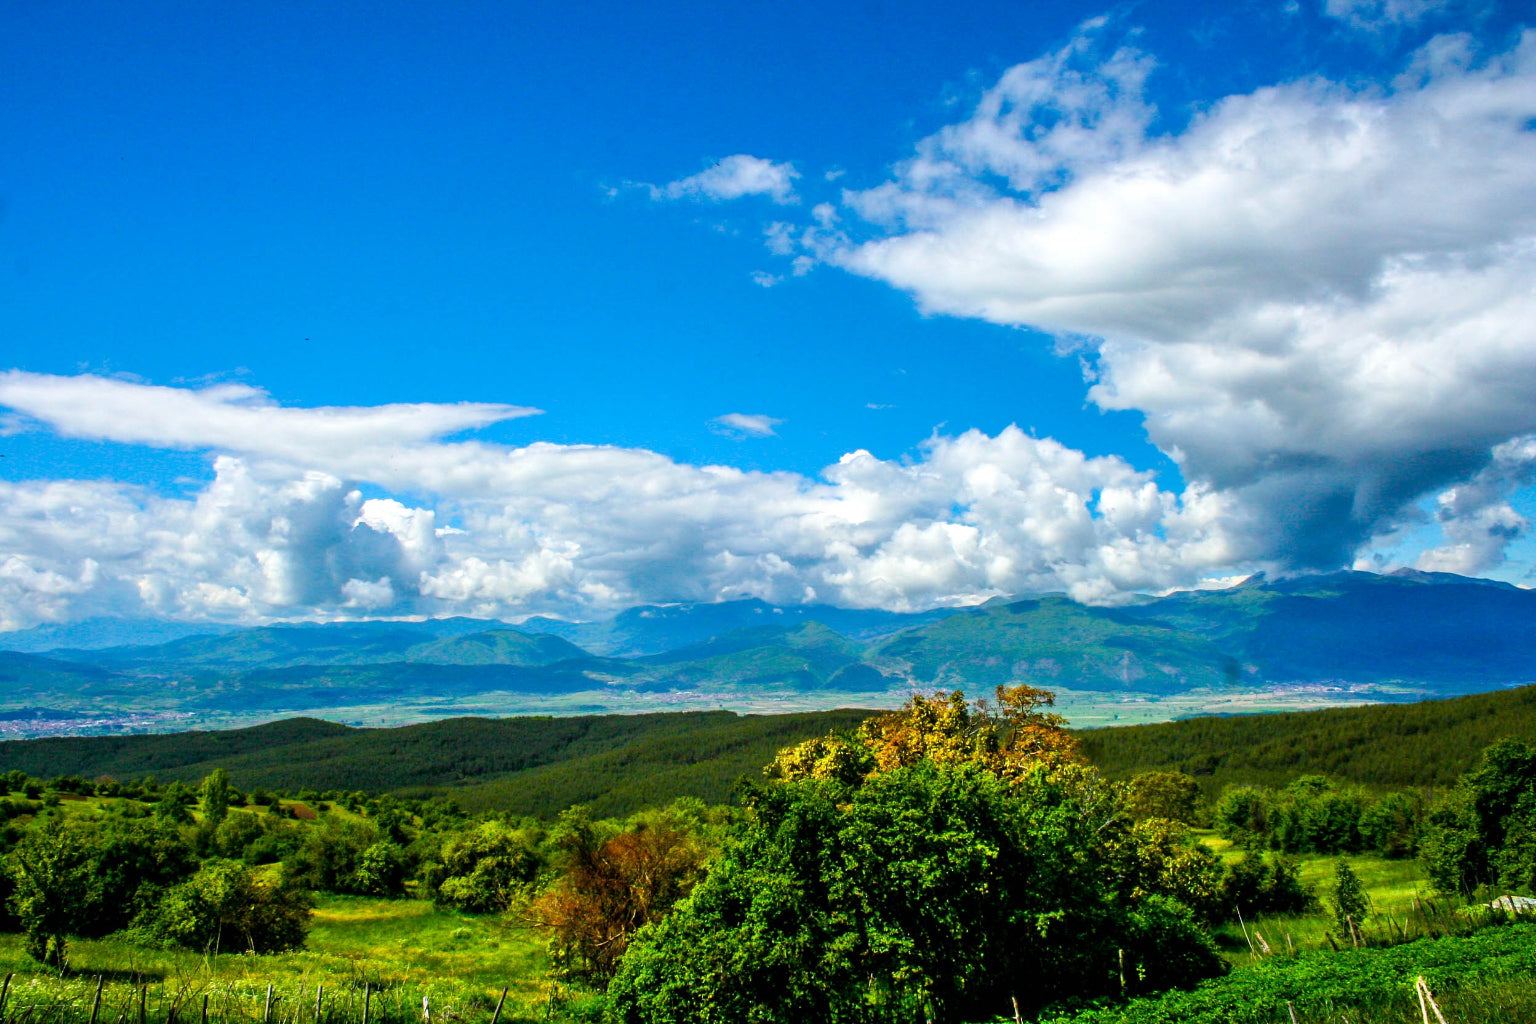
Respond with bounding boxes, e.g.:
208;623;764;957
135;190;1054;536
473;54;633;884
768;683;1078;785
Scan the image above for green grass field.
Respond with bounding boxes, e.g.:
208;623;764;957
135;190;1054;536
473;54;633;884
1201;844;1467;970
0;897;552;1024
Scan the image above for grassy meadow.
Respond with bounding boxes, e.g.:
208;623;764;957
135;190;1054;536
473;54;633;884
0;896;553;1024
1202;843;1448;963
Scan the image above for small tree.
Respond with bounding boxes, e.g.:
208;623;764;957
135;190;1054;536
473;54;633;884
1330;860;1370;931
198;769;233;826
527;802;715;984
432;820;542;912
8;820;96;967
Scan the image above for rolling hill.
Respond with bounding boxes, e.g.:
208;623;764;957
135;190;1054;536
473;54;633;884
0;708;874;817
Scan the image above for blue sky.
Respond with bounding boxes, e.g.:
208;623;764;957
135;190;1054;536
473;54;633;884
1;0;1534;627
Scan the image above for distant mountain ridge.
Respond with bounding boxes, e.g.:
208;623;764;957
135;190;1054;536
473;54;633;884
0;617;237;653
517;597;953;656
2;570;1535;731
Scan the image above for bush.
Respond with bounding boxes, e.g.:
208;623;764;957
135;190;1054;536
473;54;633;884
431;820;543;913
285;818;409;897
1121;896;1227;993
1110;818;1225;924
1220;853;1317;917
212;811;268;860
1358;790;1422;857
135;859;313;953
1126;772;1203;826
1215;787;1268;845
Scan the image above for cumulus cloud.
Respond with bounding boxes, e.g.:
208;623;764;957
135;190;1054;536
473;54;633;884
0;375;1246;627
795;24;1536;575
1413;434;1536;575
651;154;800;204
711;412;783;438
7;26;1534;628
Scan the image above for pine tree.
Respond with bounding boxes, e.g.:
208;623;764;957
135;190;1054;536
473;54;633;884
1330;860;1370;930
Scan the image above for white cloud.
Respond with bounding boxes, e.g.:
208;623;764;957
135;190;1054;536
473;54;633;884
798;25;1536;574
0;375;1249;626
0;372;539;464
1324;0;1453;30
651;154;800;204
711;412;783;438
7;28;1534;627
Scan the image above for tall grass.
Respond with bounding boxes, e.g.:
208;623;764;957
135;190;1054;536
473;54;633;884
1203;847;1456;966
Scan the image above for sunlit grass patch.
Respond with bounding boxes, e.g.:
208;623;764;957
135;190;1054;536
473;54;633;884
1204;851;1440;966
1295;853;1427;917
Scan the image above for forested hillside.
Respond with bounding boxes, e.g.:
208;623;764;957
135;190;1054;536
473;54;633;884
0;708;872;816
5;683;1536;816
1078;681;1536;791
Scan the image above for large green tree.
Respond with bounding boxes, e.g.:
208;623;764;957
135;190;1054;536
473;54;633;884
1421;738;1536;894
608;760;1223;1024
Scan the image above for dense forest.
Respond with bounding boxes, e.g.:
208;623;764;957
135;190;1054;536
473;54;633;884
1078;681;1536;791
7;681;1536;813
0;685;1533;1022
0;709;872;817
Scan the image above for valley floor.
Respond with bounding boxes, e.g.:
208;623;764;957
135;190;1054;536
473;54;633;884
0;681;1435;740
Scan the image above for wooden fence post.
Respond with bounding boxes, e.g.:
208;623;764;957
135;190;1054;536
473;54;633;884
361;986;370;1024
1416;977;1447;1024
88;977;104;1024
315;985;323;1024
263;985;274;1024
490;989;507;1024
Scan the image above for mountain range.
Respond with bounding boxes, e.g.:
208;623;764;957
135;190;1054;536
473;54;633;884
2;569;1534;734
